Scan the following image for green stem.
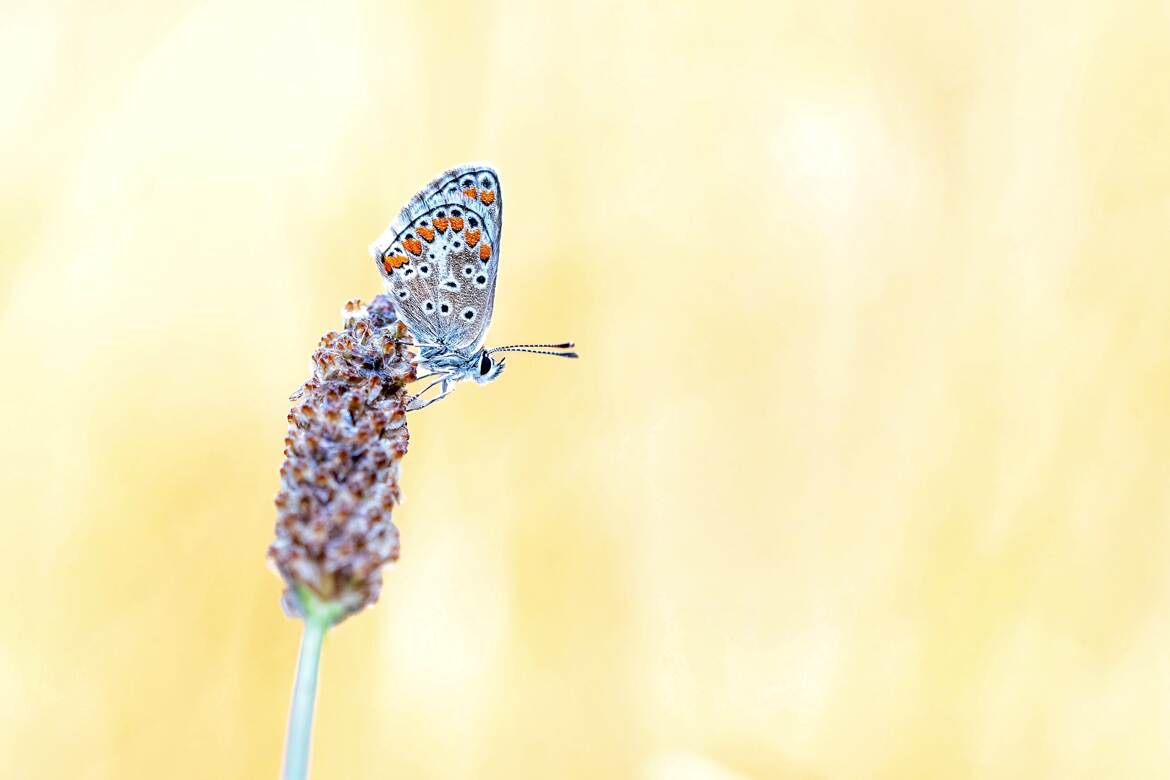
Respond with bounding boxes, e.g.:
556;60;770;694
281;589;343;780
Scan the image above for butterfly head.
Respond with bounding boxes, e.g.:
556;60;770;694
451;341;575;388
460;342;579;386
474;350;506;384
478;342;578;384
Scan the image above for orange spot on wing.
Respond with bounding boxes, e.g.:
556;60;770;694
479;243;491;261
450;216;464;232
480;190;495;205
462;187;478;199
465;228;481;247
382;257;394;273
416;226;435;242
433;217;449;232
403;238;423;256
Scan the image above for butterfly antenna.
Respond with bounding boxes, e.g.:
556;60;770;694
489;342;575;350
488;342;578;359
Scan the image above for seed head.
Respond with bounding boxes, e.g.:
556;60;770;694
268;295;415;622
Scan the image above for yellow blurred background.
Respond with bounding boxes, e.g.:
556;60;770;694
3;1;1170;777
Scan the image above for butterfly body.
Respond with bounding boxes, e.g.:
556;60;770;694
369;163;574;409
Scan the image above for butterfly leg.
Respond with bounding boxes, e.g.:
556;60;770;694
406;375;446;407
406;379;453;412
407;374;451;411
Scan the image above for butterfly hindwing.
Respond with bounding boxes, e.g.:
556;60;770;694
370;163;503;351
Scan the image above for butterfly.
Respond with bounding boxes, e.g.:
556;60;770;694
369;162;577;410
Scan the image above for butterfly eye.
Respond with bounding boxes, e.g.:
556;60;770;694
479;353;492;375
480;177;490;188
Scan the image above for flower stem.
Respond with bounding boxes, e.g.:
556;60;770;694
281;589;344;780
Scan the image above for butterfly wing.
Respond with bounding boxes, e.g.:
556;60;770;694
369;163;503;352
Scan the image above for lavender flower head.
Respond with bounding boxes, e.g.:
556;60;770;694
268;295;415;623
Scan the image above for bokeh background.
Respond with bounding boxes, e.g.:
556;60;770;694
3;1;1170;778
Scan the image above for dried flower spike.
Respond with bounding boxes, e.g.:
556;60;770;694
268;295;415;623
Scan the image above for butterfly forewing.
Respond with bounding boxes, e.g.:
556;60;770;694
370;163;503;352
